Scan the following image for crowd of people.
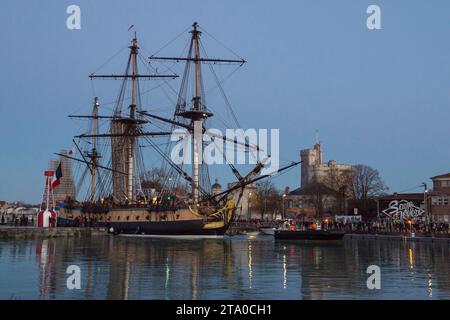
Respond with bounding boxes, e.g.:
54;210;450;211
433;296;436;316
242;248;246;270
0;214;35;226
235;217;450;236
319;219;450;235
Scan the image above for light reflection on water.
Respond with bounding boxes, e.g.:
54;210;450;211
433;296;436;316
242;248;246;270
0;235;449;300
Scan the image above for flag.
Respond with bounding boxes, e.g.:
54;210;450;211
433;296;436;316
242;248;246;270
52;163;63;189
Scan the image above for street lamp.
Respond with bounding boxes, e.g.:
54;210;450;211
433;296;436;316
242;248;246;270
408;219;413;236
421;182;430;226
282;194;286;220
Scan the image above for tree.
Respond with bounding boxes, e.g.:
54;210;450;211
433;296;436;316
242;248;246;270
352;164;388;214
253;180;281;220
141;168;189;197
301;181;338;219
352;164;388;200
141;167;167;190
324;165;354;214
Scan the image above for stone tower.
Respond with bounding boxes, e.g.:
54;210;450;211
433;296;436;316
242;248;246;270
48;150;76;202
211;178;222;196
300;143;323;187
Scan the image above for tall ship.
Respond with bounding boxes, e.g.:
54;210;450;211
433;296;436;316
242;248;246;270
56;23;299;236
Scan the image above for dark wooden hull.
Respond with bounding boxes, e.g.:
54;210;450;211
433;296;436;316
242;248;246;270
55;200;236;237
275;230;346;241
108;220;229;237
56;216;79;227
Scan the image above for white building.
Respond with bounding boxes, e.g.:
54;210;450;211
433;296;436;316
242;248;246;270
226;182;257;220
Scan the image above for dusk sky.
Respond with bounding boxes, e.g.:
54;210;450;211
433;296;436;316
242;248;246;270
1;0;450;203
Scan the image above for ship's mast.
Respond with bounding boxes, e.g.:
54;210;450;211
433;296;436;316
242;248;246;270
88;97;100;203
127;34;138;201
150;22;245;204
191;23;203;204
86;32;177;204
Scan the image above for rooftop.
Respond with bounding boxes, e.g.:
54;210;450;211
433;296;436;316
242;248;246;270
430;173;450;180
377;193;424;200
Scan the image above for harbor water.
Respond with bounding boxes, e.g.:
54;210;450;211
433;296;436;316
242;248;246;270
0;235;449;299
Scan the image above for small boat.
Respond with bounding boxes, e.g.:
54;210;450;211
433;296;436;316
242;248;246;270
274;229;345;241
260;227;276;235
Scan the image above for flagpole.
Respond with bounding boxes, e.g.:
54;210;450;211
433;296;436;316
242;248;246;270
46;175;50;212
51;173;56;227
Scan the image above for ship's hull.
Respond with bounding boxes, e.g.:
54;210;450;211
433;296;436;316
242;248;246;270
108;219;229;236
56;199;235;237
56;216;79;227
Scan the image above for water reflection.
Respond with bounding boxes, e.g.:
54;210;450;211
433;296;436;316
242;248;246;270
283;252;287;289
248;241;253;289
409;247;414;272
0;236;449;299
35;239;55;299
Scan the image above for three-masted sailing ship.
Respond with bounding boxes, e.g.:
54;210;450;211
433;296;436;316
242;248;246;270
56;23;299;236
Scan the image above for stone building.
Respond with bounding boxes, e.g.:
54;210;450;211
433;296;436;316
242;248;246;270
285;143;354;219
211;179;222;196
300;143;353;187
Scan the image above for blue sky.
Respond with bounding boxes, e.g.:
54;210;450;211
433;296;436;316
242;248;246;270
1;0;450;203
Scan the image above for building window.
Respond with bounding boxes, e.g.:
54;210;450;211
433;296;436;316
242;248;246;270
432;196;449;206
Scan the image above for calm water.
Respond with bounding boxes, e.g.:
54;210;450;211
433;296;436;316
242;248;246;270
0;235;449;300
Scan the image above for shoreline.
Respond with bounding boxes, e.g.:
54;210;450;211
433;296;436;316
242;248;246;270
345;233;450;243
0;226;108;240
1;226;450;244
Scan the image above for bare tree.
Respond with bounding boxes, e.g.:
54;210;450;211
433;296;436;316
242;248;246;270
352;164;388;200
302;181;338;219
324;166;354;214
253;180;280;220
141;167;167;190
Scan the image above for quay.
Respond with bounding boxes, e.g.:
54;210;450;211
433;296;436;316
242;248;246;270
345;233;450;243
0;226;107;240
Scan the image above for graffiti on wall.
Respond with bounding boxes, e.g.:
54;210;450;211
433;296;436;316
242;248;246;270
381;200;424;220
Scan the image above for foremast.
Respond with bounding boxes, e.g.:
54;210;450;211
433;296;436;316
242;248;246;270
87;97;100;203
67;32;177;205
90;33;176;204
126;34;138;202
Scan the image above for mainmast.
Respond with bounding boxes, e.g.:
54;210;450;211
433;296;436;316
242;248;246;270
149;22;245;204
180;22;212;204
